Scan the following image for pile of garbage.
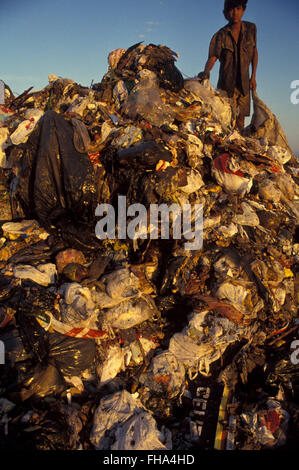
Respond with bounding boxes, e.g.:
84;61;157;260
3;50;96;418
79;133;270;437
0;42;298;451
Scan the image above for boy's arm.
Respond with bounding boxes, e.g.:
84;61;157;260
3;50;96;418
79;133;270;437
250;47;258;90
198;32;220;80
198;56;218;80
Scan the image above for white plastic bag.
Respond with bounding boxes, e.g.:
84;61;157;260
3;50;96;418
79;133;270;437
101;296;154;329
90;390;159;450
10;111;43;145
140;351;186;398
212;153;252;196
12;263;57;286
104;268;140;299
111;411;168;450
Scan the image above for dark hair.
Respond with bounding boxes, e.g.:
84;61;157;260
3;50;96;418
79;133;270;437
223;0;247;19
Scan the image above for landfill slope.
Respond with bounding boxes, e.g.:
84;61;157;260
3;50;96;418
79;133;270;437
0;43;298;451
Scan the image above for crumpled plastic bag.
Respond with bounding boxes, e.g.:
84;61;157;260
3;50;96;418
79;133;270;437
179;169;204;194
59;282;96;322
48;332;96;378
19;363;66;401
113;80;129;110
185;134;204;168
268;145;292;165
169;310;253;377
2;219;49;241
9;110;43;145
90;390;148;449
258;178;282;203
103;267;140;299
232;202;260;227
112;125;142;148
241;399;289;448
184;79;233;129
90;390;171;450
96;343;126;385
139;350;186;398
122;71;175;127
66;91;96;117
212;153;253;196
12;263;57;286
111;411;169;450
216;282;263;318
249;91;294;158
71;118;91;154
101;295;155;329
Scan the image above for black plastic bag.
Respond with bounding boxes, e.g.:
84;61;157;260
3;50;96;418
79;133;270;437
48;332;96;377
117;141;173;168
19;363;66;401
16;110;99;228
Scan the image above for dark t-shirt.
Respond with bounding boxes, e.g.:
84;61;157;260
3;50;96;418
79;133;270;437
208;21;257;97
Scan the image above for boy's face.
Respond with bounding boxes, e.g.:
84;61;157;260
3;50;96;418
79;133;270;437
227;5;245;24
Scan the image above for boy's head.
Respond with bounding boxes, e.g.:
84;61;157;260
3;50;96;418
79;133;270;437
223;0;247;21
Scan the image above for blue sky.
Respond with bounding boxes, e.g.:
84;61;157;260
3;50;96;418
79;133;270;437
1;0;298;154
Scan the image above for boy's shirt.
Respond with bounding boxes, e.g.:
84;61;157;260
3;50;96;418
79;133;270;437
208;21;257;98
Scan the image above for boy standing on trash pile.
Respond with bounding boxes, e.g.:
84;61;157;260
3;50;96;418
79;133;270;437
198;0;258;131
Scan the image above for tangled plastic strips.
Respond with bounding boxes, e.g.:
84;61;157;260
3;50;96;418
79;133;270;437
95;196;203;251
0;340;4;364
0;80;4;105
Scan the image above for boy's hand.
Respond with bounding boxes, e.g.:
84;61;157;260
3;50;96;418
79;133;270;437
250;77;257;90
197;71;210;82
